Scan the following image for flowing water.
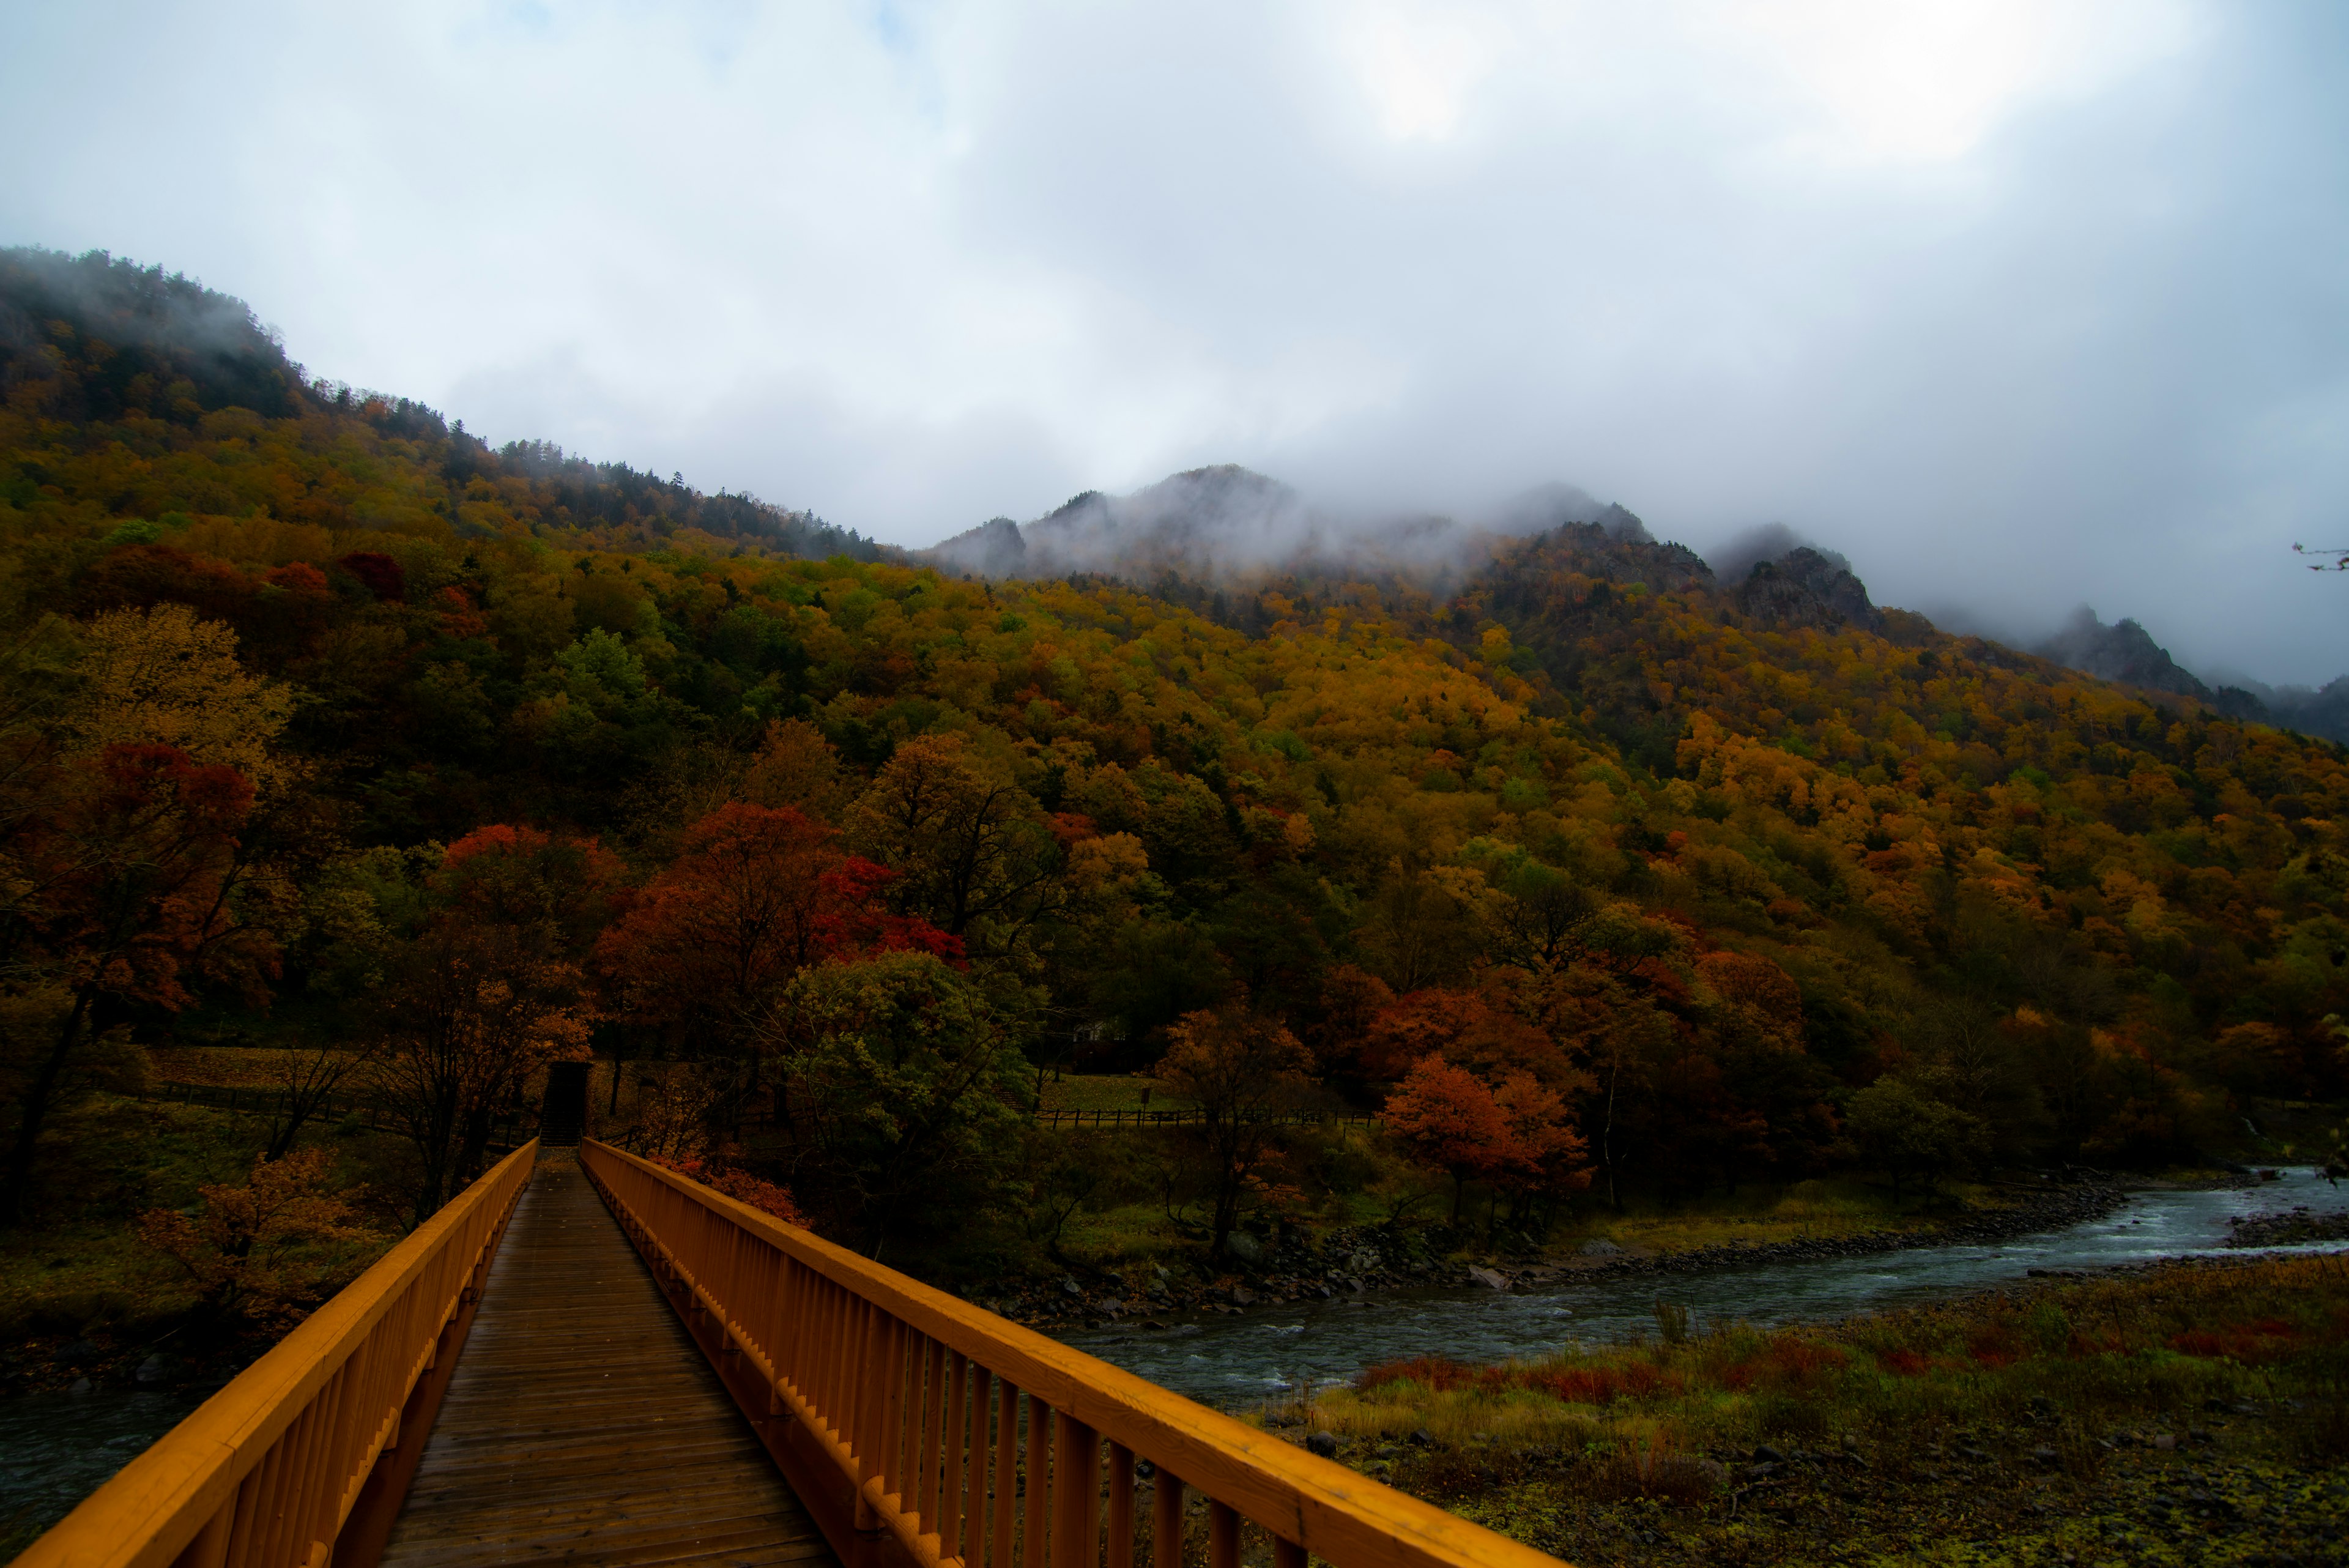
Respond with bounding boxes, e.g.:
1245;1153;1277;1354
0;1386;202;1556
4;1170;2342;1549
1060;1168;2349;1408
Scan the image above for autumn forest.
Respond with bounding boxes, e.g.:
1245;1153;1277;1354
3;245;2346;1332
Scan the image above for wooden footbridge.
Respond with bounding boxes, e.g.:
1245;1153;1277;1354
21;1140;1564;1568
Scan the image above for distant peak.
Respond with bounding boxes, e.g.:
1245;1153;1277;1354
2036;608;2209;700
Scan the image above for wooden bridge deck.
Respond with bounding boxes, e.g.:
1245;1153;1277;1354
378;1153;837;1568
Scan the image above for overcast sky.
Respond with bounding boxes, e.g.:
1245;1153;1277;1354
4;1;2345;683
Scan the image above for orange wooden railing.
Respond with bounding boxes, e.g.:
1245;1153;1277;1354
20;1142;538;1568
579;1139;1567;1568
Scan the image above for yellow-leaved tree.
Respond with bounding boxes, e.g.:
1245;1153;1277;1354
2;606;294;1224
63;603;295;794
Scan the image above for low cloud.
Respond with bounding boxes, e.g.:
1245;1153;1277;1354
1704;523;1850;587
3;1;2343;682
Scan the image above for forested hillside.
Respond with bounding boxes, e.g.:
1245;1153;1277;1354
4;247;2344;1258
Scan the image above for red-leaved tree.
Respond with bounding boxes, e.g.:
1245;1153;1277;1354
1383;1056;1513;1220
596;803;960;1058
3;743;269;1222
594;804;962;1150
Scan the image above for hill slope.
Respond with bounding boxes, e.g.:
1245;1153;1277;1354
3;247;2344;1239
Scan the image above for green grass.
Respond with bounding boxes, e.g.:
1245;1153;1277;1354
0;1093;417;1342
1035;1073;1190;1113
1548;1176;1964;1256
143;1044;362;1088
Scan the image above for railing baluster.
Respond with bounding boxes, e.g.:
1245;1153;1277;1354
875;1315;910;1511
940;1350;967;1562
1052;1416;1099;1568
827;1287;855;1446
828;1281;857;1436
992;1377;1019;1568
1022;1395;1050;1568
1150;1472;1184;1568
960;1364;992;1568
847;1299;882;1487
248;1407;298;1568
1105;1443;1134;1568
223;1453;266;1568
174;1501;231;1568
562;1142;1572;1568
915;1335;943;1533
1208;1502;1239;1568
825;1281;853;1431
807;1278;838;1425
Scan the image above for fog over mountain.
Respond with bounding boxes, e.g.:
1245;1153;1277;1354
7;4;2345;686
927;467;1652;583
929;465;2349;743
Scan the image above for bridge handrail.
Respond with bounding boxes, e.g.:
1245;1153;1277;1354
20;1142;539;1568
580;1139;1564;1568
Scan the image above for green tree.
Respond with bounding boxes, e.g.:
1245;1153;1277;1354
1846;1077;1984;1207
846;733;1061;954
760;951;1028;1249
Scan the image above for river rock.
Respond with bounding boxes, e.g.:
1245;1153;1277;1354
1225;1232;1264;1263
1305;1432;1339;1458
1657;1457;1727;1495
1466;1265;1510;1291
1578;1239;1622;1257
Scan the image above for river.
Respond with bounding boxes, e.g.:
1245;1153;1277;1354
1059;1167;2349;1408
0;1385;202;1556
4;1169;2342;1549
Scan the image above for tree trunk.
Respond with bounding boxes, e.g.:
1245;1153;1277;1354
1601;1055;1622;1213
1;989;92;1225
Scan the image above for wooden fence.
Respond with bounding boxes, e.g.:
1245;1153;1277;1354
579;1139;1560;1568
1030;1110;1381;1131
136;1079;535;1152
137;1076;1368;1145
18;1142;538;1568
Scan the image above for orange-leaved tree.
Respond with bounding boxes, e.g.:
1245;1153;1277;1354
1490;1068;1594;1225
2;741;270;1224
137;1147;377;1324
1382;1056;1513;1221
648;1153;809;1227
596;802;961;1060
1152;1000;1315;1258
1358;983;1573;1085
374;825;614;1219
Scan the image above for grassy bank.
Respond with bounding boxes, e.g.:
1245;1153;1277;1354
1;1092;416;1386
1256;1255;2349;1565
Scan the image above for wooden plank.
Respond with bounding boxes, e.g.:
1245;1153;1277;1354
379;1158;834;1568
